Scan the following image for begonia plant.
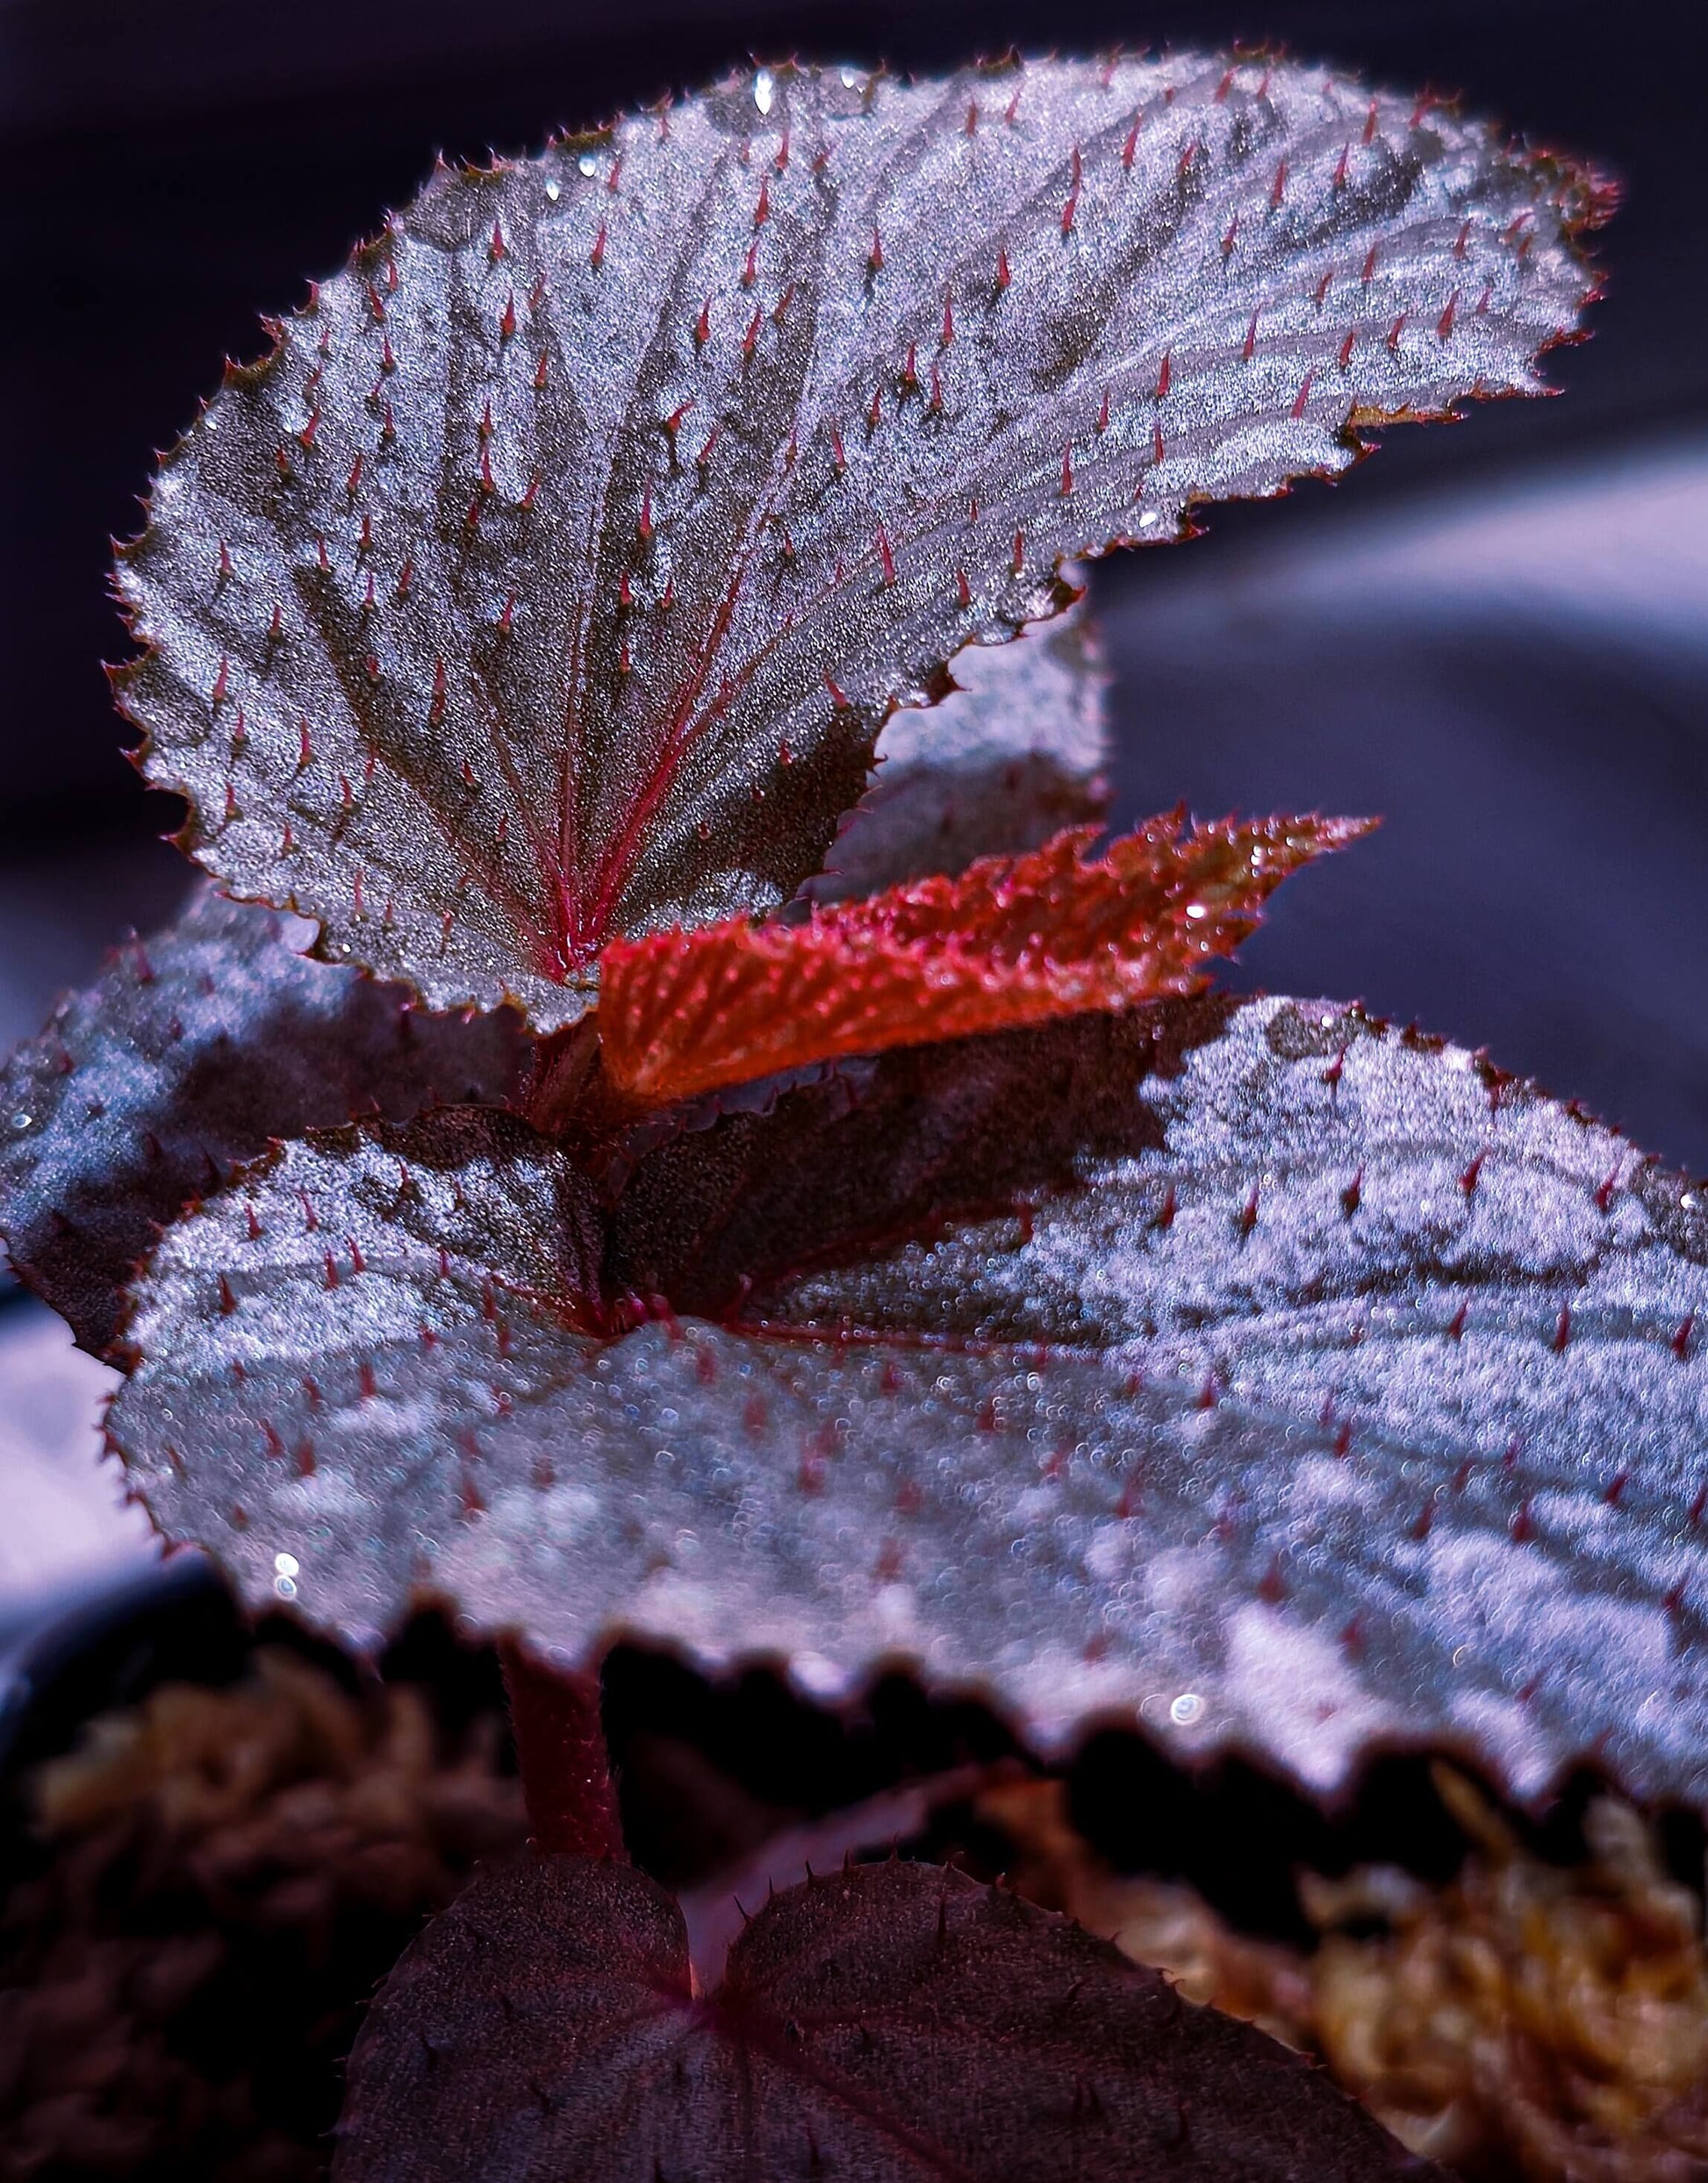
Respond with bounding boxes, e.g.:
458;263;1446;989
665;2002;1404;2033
6;45;1687;2177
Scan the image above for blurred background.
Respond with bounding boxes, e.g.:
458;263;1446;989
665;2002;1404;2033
2;0;1705;1618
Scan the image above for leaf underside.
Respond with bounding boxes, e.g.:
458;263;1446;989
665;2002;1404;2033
110;997;1708;1810
334;1855;1439;2183
115;53;1602;1027
598;811;1364;1107
0;886;524;1358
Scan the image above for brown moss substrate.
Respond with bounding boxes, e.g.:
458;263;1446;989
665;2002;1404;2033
3;1657;1706;2182
982;1777;1708;2183
0;1653;526;2181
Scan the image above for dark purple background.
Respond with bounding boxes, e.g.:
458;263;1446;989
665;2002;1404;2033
4;0;1705;1160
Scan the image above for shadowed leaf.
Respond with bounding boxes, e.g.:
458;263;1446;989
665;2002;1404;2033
801;584;1109;901
600;1002;1225;1308
108;999;1708;1808
334;1855;1439;2183
0;886;524;1358
598;812;1364;1109
115;54;1603;1026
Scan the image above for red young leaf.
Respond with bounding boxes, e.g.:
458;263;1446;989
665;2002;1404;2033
598;812;1365;1108
113;55;1603;1027
0;885;524;1358
334;1855;1439;2183
107;998;1708;1809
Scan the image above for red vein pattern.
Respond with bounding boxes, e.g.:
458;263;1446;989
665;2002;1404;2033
598;813;1367;1107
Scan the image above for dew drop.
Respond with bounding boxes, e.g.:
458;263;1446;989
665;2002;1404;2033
545;179;561;201
754;68;775;114
9;1110;32;1131
578;154;598;176
1169;1691;1204;1725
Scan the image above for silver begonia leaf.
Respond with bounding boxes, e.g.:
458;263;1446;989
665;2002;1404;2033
0;885;523;1358
108;998;1708;1809
115;54;1602;1027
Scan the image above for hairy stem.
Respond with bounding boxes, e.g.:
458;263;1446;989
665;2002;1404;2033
499;1637;626;1860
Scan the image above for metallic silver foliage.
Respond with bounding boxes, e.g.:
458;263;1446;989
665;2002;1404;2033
0;885;523;1357
109;1000;1708;1809
116;55;1600;1027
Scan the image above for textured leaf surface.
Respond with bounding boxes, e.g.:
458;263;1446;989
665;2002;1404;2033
801;585;1109;902
334;1855;1436;2183
599;812;1361;1107
110;999;1708;1807
116;54;1602;1025
0;886;523;1358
